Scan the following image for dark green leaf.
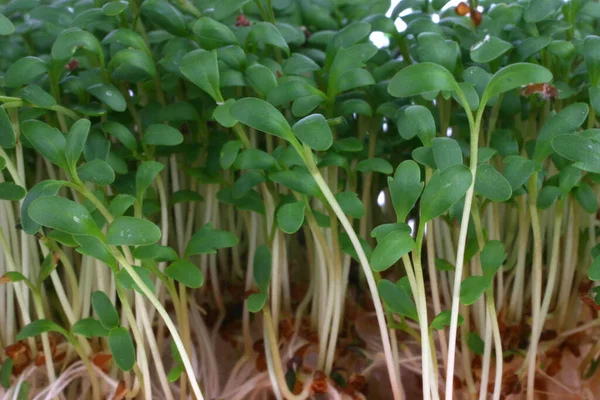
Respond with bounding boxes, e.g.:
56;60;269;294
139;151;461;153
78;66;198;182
71;318;110;338
185;223;239;257
459;276;491;305
475;164;512;202
389;62;458;98
370;229;415;272
388;160;423;222
0;107;15;149
140;0;188;36
21;120;67;168
0;182;26;200
16;319;67;340
180;49;222;103
254;245;271;292
421;164;472;222
144;124;183;146
432;138;462;171
78;160;115;185
378;279;418;321
166;259;204;288
108;327;135;371
431;310;463;330
29;196;100;236
91;291;119;329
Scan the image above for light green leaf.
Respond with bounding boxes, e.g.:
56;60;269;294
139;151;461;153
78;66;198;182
231;98;292;140
292;114;332;151
420;164;472;222
388;160;424;222
276;201;305;234
143;124;184;146
475;164;512;202
370;229;415;272
389;62;458;98
16;319;67;341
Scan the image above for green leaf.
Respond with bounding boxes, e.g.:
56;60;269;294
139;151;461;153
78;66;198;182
108;327;135;371
432;138;462;171
276;201;305;234
0;358;12;389
388;62;458;98
4;56;48;89
370;223;412;240
247;292;268;313
102;121;137;152
396;105;436;146
235;149;278;171
132;244;177;262
482;63;553;104
102;1;128;16
214;99;238;128
116;266;154;293
0;182;26;200
166;259;204;288
193;17;238;49
590;257;600;281
78;159;115;185
431;310;463;330
107;217;161;246
136;161;164;199
231;98;292;140
167;364;184;383
417;33;458;73
16;319;67;341
75;235;117;269
247;22;290;55
459;276;490;305
517;36;551;61
170;191;203;205
584;36;600;86
283;53;320;75
220;140;243;169
421;164;472;222
0;13;15;36
29;196;100;236
378;279;418;321
87;84;126;112
370;229;415;272
471;36;513;64
246;64;277;97
1;271;27;284
537;186;561;209
535;103;589;162
388;160;424;222
91;291;120;329
143;124;183;146
233;171;265;198
71;318;110;338
270;168;318;196
185;223;238;257
140;0;188;36
292;114;332;151
109;48;157;82
335;192;364;219
480;240;507;277
524;0;561;22
21;120;67;168
21;181;64;234
357;158;393;174
467;331;485;355
253;245;271;292
335;69;375;93
435;258;455;271
213;0;252;20
475;164;512;202
502;156;537;190
575;183;599;214
19;85;55;108
551;134;600;173
109;195;136;218
0;107;16;149
51;28;103;62
65;119;91;168
180;49;222;103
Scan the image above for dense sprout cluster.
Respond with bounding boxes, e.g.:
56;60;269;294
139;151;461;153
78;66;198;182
0;0;599;399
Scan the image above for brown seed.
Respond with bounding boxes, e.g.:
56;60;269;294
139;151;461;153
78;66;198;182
113;381;127;400
455;2;470;15
92;353;113;373
235;14;251;27
539;330;557;341
349;373;366;392
470;10;483;26
311;370;328;393
546;358;562;376
65;59;79;71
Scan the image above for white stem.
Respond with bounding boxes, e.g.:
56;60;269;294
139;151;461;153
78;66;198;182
308;165;402;400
